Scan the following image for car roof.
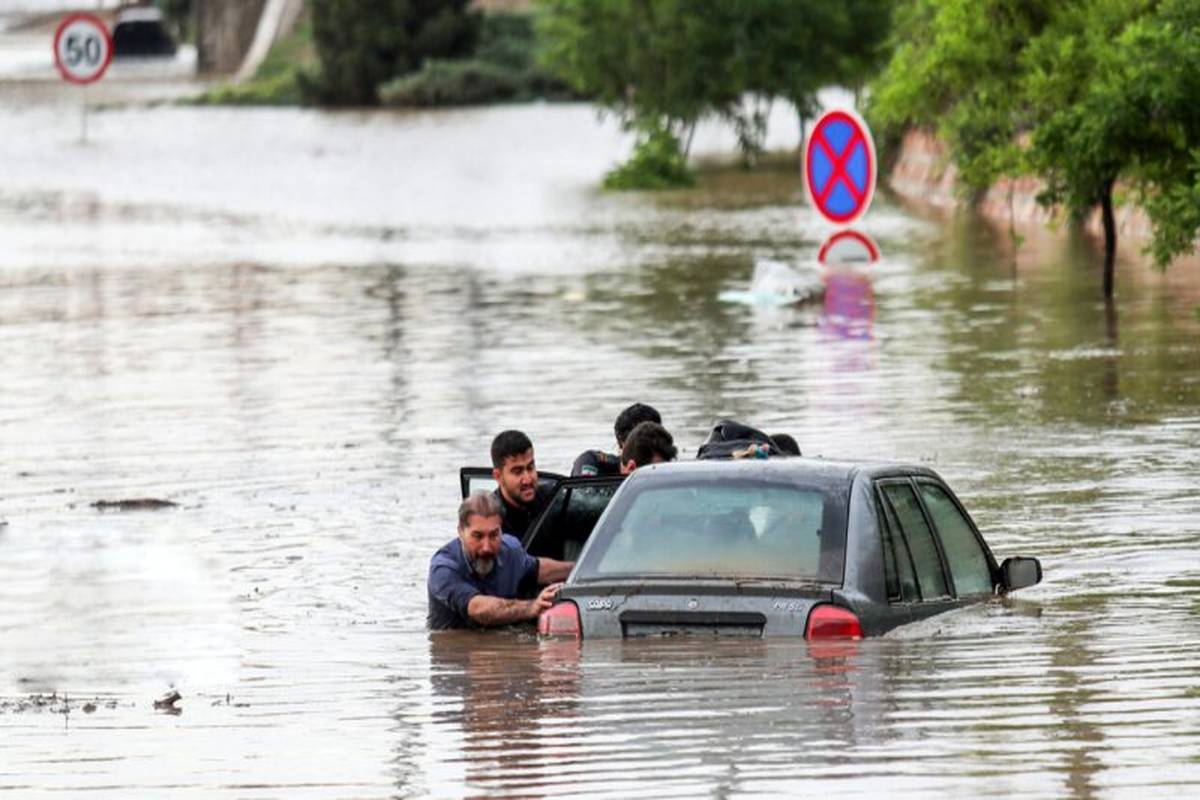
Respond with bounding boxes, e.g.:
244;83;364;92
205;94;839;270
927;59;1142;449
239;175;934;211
116;7;166;24
627;456;940;484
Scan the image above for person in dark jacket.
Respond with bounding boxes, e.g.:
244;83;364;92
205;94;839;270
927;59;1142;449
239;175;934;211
571;402;662;477
490;429;553;538
428;492;572;630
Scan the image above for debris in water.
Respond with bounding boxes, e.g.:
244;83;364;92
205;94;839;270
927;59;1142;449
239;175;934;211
91;498;178;511
154;690;182;713
719;258;825;307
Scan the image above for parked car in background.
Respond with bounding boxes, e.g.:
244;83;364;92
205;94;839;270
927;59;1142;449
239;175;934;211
112;6;176;58
536;459;1042;640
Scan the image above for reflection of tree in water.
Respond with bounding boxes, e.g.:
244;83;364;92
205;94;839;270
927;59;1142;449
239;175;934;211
918;215;1200;428
425;631;581;799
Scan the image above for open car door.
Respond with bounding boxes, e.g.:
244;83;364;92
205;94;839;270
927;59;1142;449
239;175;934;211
522;476;625;562
459;467;565;500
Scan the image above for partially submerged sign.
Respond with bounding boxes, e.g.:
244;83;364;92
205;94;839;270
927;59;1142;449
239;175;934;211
804;109;877;226
818;230;880;267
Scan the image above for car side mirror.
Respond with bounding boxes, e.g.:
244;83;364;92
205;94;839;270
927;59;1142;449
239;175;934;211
1000;557;1042;592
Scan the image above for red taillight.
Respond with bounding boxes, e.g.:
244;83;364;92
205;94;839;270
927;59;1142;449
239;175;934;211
538;600;581;638
805;604;863;640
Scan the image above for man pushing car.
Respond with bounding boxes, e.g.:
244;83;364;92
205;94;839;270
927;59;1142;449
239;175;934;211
427;492;573;630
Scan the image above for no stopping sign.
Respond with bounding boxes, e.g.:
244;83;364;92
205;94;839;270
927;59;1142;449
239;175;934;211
53;13;113;85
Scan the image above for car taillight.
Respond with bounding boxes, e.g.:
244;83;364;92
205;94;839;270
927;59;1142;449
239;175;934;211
538;600;581;638
805;604;863;640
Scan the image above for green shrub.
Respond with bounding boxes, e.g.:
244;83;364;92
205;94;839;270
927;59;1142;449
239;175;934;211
603;124;694;191
379;12;576;107
304;0;479;106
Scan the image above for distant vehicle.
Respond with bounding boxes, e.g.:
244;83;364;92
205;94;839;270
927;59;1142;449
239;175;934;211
529;459;1042;640
111;6;176;58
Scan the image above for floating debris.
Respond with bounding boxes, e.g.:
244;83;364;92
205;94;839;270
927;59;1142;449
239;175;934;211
153;690;182;713
91;498;178;511
719;258;825;307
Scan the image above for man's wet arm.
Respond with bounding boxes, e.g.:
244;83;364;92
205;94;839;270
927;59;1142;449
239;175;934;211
466;595;536;626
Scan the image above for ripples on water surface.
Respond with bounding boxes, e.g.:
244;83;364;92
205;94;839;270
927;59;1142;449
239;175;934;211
0;100;1198;798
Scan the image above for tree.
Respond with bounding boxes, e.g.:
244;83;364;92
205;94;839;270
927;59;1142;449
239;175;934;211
1021;0;1158;298
869;0;1055;192
869;0;1200;299
304;0;479;106
537;0;894;182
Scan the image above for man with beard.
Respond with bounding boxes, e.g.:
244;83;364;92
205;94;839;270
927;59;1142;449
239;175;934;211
490;429;554;538
427;492;573;630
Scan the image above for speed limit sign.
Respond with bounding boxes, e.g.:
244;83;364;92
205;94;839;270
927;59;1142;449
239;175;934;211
53;13;112;85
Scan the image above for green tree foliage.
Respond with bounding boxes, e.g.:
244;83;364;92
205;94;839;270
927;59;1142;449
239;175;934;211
380;12;577;107
155;0;192;42
304;0;479;106
869;0;1200;297
536;0;894;186
602;121;694;190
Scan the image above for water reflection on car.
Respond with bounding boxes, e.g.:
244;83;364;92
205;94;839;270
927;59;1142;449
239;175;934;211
537;459;1042;640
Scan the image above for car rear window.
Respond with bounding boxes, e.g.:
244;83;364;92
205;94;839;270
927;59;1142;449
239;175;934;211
575;478;847;582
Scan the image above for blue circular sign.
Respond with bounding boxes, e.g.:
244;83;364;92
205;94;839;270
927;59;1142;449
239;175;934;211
804;109;877;225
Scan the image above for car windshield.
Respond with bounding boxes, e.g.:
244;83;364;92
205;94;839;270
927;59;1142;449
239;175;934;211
576;477;848;582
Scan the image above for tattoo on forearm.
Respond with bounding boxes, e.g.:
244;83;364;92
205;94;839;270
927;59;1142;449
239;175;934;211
470;597;532;625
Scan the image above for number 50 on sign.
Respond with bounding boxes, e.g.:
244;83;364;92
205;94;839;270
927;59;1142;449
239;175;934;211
53;13;112;85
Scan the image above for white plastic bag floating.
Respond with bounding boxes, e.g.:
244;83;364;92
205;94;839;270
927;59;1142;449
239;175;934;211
719;258;824;307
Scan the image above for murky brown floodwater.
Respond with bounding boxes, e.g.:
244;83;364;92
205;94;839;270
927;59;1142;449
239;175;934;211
1;94;1198;798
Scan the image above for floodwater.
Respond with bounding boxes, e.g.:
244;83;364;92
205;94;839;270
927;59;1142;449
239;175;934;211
1;90;1199;799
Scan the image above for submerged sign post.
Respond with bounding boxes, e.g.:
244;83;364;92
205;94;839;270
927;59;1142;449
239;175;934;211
53;13;113;143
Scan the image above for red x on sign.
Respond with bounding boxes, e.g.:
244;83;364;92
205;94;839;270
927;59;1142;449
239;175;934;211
804;109;876;225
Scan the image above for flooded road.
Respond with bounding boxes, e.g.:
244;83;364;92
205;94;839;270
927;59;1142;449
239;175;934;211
1;98;1199;798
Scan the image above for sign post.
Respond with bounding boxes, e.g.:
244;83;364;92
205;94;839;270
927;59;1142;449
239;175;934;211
53;13;113;144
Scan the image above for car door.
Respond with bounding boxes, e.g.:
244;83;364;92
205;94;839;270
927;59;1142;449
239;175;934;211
522;476;624;562
459;467;565;500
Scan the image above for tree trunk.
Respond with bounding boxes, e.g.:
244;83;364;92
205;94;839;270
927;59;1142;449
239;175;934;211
1101;179;1117;299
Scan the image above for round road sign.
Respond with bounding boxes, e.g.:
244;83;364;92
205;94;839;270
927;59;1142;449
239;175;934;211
53;13;113;85
804;109;877;225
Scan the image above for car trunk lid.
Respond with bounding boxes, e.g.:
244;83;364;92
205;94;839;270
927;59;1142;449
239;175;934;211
564;580;834;639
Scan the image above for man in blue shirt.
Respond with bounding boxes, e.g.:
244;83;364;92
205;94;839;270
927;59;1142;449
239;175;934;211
428;492;574;630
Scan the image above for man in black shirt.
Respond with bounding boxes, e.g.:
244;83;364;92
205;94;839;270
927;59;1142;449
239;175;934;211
571;402;662;477
490;429;554;539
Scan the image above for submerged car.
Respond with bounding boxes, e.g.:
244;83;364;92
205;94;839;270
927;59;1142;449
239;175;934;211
526;458;1041;640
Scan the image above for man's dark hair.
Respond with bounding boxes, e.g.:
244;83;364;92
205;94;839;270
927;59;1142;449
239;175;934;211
770;433;801;456
621;421;677;468
614;403;662;447
490;430;533;468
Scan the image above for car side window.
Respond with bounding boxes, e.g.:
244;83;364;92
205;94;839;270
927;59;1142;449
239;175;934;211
881;483;950;600
877;494;919;602
918;481;994;596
